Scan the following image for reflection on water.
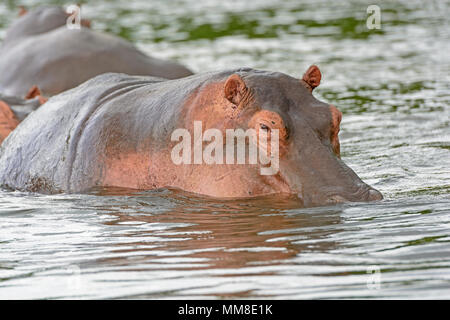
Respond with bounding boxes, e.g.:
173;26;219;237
0;0;449;299
94;189;341;271
1;188;449;299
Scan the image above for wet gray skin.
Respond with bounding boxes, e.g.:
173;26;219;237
0;6;193;97
0;69;382;206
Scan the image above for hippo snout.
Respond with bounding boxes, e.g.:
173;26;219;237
367;188;383;201
325;187;383;204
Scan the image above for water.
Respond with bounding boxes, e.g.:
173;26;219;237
0;0;449;299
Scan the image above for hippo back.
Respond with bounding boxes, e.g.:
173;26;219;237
0;71;229;193
1;6;68;48
0;26;193;97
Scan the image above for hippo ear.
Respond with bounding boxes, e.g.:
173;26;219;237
25;85;42;100
18;6;27;17
302;65;322;91
25;85;48;105
81;19;91;28
73;3;92;28
224;74;247;106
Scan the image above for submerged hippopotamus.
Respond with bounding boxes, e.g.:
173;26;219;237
0;66;382;206
0;6;192;97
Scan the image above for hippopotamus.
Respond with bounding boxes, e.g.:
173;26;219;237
0;66;383;206
0;6;193;97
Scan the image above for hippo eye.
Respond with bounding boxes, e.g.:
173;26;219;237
260;124;269;131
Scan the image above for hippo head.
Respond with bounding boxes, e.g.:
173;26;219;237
181;66;382;205
3;6;90;46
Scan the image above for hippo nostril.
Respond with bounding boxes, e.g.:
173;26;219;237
367;188;383;201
